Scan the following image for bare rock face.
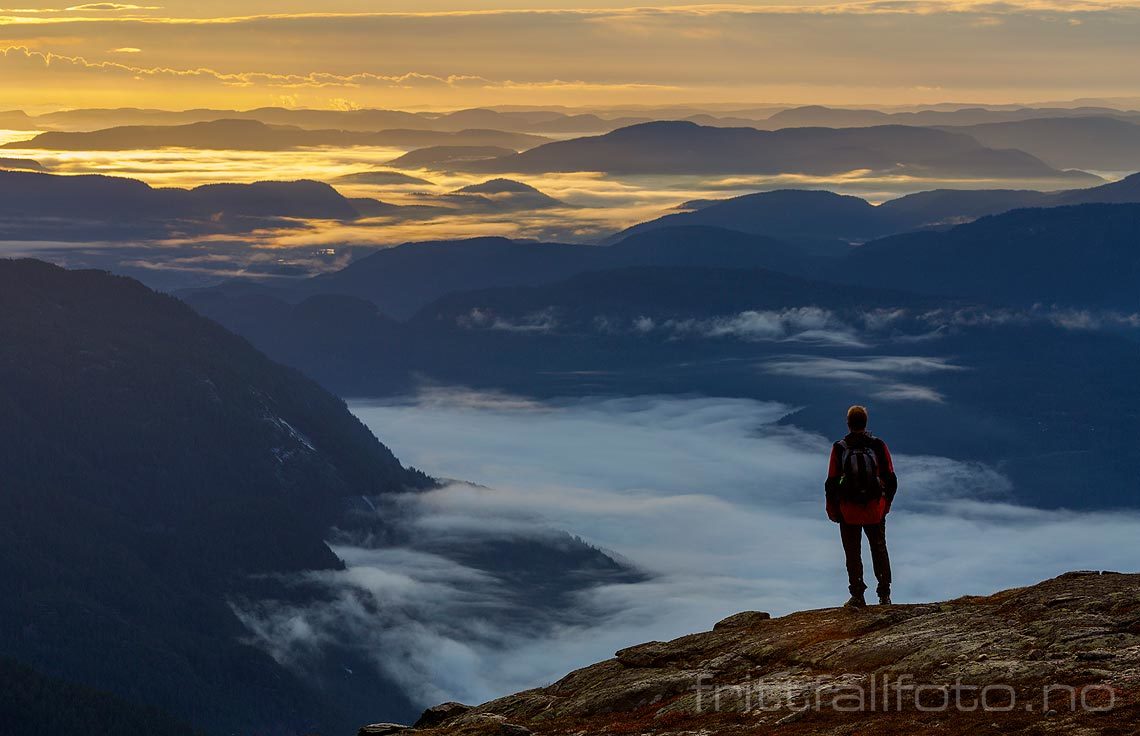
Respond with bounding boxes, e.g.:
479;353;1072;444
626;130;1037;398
358;724;413;736
369;572;1140;735
714;610;773;631
414;702;472;729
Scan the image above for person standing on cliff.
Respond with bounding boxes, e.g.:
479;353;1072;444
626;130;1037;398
825;405;898;607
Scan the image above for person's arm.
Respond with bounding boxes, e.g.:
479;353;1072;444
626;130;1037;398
825;443;843;523
877;439;898;511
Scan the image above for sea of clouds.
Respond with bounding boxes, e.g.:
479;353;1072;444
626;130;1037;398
235;390;1140;710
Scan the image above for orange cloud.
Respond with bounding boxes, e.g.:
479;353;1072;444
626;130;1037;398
2;2;1138;109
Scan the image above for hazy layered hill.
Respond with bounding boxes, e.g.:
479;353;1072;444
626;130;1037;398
368;572;1140;736
847;203;1140;308
20;106;428;132
0;156;45;171
2;119;548;152
463;121;1095;179
527;112;650;133
941;116;1140;170
456;178;551;195
15;106;640;134
185;199;1140;509
0;108;33;128
0;259;432;734
0;170;369;239
188;225;839;321
0;170;358;220
611;190;886;243
0;169;575;248
412;265;921;329
385;145;517;168
11;104;1140;135
612;172;1140;242
763;103;1140;129
335;168;434;186
448;178;565;209
192;256;1140;509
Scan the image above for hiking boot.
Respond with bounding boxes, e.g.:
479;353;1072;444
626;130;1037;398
844;594;867;608
878;593;892;606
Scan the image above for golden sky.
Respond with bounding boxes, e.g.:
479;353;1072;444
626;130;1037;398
2;1;1140;112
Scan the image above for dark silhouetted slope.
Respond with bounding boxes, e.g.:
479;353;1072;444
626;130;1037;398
1055;170;1140;204
611;172;1140;242
0;657;198;736
188;226;843;321
847;203;1140;308
412;266;920;329
612;190;883;243
0;259;431;735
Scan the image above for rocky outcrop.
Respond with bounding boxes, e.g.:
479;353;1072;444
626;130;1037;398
415;703;473;729
376;572;1140;735
359;725;414;736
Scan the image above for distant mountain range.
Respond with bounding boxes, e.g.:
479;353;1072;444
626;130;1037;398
183;201;1140;510
937;116;1140;170
7;104;1140;136
0;171;363;239
460;121;1096;179
2;119;548;152
189;225;839;320
0;170;564;240
184;179;1140;322
8;109;1136;180
761;104;1140;129
611;172;1140;242
1;106;644;135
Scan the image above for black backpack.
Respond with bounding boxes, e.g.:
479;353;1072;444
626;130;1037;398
837;437;885;504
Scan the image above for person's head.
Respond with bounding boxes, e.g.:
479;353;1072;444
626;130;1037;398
846;405;869;432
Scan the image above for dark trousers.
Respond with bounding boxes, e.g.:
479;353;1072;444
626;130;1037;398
840;521;891;597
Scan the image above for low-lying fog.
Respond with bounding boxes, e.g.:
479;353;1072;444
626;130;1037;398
235;389;1140;710
2;136;1108;249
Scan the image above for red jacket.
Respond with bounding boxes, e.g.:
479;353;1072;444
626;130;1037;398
825;431;896;526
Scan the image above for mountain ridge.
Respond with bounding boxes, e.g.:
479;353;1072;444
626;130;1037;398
2;119;548;152
363;571;1140;736
610;171;1140;243
463;121;1096;180
845;202;1140;308
0;258;432;734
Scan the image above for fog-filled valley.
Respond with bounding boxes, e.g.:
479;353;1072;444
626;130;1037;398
4;85;1140;735
303;390;1140;708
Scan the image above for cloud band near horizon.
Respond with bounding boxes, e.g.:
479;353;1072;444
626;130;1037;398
2;2;1140;109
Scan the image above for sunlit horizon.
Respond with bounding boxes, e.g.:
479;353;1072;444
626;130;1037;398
4;1;1140;110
